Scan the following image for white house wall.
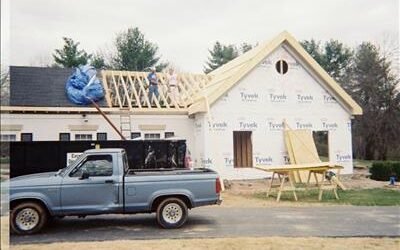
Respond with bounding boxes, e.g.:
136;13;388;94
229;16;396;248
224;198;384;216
195;45;354;175
1;113;195;154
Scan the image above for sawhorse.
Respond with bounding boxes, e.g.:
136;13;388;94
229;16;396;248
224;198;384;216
266;170;298;202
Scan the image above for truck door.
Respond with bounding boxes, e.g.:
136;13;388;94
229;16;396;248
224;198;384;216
60;154;121;214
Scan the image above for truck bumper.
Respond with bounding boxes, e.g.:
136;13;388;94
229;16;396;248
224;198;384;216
216;194;223;205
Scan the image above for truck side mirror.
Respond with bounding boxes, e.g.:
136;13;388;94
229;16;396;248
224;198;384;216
79;171;90;180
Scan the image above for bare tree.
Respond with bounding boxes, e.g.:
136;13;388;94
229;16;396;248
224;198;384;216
1;69;10;105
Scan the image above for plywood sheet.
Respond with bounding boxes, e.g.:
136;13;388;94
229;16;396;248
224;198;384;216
284;129;322;183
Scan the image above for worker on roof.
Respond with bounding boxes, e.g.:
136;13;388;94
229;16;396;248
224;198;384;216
147;67;159;105
167;68;179;106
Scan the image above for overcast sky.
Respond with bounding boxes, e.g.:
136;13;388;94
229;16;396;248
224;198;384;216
2;0;399;73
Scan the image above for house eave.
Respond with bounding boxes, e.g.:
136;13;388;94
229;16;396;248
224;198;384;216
0;106;189;115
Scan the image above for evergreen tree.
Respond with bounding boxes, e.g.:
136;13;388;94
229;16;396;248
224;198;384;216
350;43;399;160
204;42;238;73
111;27;166;71
322;40;353;84
240;42;254;53
300;39;324;66
91;53;107;69
53;37;91;68
301;39;353;84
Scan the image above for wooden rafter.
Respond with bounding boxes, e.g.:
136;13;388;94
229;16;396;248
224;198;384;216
101;70;211;111
101;71;113;108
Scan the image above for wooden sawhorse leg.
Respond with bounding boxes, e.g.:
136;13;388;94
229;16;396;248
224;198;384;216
318;170;326;201
276;173;286;202
266;172;276;198
288;173;298;201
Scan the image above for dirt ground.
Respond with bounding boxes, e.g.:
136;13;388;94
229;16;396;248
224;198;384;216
219;173;396;207
1;215;9;250
224;177;390;196
10;237;400;250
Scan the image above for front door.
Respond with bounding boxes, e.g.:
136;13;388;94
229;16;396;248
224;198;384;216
233;131;253;168
61;154;121;214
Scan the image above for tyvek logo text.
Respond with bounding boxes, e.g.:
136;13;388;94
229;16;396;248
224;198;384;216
240;92;259;103
322;122;338;130
269;93;287;103
239;121;258;130
255;156;273;165
297;94;313;103
296;122;313;129
268;121;284;130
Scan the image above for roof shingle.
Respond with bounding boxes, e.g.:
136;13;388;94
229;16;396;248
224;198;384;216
10;66;107;107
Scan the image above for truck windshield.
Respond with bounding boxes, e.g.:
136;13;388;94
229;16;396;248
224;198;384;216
57;153;86;176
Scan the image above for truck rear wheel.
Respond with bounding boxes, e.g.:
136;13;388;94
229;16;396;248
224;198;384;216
10;202;48;235
156;198;188;229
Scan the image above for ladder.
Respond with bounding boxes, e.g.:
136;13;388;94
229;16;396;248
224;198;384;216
119;109;132;140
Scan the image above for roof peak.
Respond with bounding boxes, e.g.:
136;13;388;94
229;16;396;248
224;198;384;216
189;31;362;115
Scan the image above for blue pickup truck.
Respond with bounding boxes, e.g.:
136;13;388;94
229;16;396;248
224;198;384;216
7;148;222;234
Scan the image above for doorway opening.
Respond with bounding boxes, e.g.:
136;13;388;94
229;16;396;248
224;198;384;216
233;131;253;168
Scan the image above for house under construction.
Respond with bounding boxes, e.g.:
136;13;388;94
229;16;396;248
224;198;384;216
1;31;362;179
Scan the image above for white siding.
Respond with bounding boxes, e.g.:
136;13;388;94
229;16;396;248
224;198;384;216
1;113;196;158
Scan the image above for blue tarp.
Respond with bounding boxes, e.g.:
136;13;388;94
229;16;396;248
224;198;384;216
65;65;104;105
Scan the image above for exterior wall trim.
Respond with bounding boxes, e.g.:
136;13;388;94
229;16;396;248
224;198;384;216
138;124;166;131
68;125;99;131
1;124;23;131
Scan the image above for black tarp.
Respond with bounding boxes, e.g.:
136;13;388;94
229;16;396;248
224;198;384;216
4;140;186;178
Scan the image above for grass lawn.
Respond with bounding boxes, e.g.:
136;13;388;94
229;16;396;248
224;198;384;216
254;188;400;206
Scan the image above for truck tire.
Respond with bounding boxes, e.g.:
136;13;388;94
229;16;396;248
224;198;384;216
156;198;188;229
10;202;48;235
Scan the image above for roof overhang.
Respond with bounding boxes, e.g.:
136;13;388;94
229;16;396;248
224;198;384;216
0;106;189;115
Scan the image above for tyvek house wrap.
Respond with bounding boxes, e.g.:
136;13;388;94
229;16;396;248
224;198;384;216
193;45;354;178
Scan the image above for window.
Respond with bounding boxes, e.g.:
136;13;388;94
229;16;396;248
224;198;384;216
131;132;141;139
70;155;113;177
123;152;130;174
165;132;175;139
96;133;107;141
275;60;288;74
21;133;33;141
144;133;161;140
0;134;16;142
75;134;93;141
59;133;71;141
313;131;329;161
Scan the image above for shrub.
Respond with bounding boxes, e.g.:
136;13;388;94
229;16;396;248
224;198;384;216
370;161;400;181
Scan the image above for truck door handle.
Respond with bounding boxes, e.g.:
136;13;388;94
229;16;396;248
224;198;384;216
105;180;114;184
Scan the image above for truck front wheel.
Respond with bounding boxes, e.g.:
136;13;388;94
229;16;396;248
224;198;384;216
10;202;48;235
156;198;188;229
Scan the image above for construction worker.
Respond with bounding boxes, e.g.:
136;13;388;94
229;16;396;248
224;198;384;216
147;67;159;104
167;68;179;105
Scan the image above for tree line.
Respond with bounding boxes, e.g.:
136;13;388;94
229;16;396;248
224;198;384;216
300;39;399;161
32;27;400;161
52;27;167;71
